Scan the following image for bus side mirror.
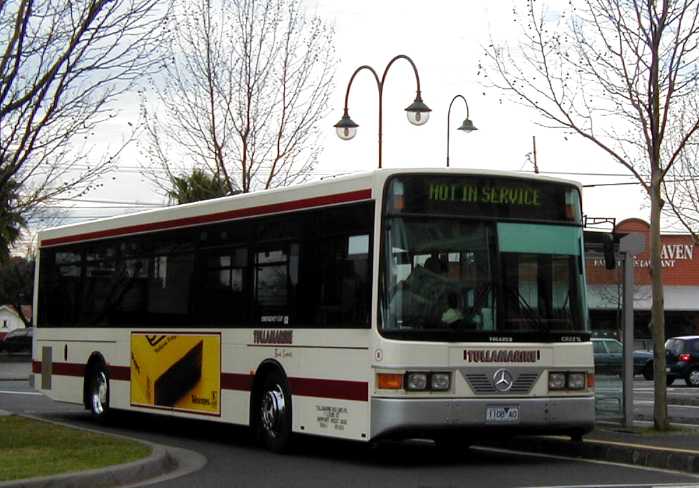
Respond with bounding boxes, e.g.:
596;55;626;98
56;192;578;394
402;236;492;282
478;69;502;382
603;234;616;270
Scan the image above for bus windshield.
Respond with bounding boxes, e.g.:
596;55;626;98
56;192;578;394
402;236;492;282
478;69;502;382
380;175;587;340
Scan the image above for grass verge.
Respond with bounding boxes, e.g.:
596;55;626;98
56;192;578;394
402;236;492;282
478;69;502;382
0;416;152;482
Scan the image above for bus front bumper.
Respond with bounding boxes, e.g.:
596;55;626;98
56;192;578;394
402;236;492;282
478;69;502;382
371;396;594;440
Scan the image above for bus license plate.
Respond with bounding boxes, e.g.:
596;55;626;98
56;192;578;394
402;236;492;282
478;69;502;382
486;406;519;423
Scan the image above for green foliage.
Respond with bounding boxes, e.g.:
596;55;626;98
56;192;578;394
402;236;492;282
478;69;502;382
0;416;151;482
166;168;234;205
0;179;26;263
0;256;33;325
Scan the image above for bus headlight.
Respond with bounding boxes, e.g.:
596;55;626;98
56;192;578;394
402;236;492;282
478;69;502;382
548;372;566;390
430;372;451;391
404;372;428;391
567;372;586;390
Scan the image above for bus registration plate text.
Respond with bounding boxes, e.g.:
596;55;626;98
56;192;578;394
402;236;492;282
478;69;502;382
486;405;519;423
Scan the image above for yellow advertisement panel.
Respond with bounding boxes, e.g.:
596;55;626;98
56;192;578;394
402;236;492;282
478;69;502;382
130;333;221;415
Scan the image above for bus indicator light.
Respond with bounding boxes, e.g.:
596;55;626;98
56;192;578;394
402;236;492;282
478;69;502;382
377;373;403;390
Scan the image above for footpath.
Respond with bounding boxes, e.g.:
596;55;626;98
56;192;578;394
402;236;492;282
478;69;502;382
489;423;699;475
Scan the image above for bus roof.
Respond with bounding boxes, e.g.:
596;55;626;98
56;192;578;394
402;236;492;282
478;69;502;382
38;168;582;248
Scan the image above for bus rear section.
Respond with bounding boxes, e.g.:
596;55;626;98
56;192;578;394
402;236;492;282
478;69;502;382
369;173;594;442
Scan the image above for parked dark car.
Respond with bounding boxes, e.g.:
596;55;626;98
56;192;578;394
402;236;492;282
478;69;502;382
666;336;699;387
592;338;654;379
0;327;32;354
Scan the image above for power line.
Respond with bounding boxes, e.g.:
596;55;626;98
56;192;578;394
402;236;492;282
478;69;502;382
48;197;165;206
584;181;640;188
40;205;167;209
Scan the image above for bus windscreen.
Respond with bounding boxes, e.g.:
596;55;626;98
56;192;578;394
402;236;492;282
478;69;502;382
381;175;587;342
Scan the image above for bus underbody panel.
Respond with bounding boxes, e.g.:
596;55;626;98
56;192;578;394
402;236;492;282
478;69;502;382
370;395;594;440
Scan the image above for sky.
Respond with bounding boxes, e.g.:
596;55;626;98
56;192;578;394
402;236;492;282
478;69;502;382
21;0;659;250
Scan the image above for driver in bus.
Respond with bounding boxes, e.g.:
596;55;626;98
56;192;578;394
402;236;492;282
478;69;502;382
441;292;463;326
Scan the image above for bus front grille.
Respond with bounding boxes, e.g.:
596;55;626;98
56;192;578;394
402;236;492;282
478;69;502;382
462;370;541;395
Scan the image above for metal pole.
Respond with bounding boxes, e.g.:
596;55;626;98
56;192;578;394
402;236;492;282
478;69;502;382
338;55;424;169
619;232;644;428
623;251;634;427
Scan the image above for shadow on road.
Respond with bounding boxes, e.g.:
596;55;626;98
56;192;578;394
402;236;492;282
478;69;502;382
44;409;554;469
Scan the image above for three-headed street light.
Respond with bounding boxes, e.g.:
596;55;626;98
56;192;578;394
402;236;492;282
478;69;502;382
446;94;477;167
334;54;431;168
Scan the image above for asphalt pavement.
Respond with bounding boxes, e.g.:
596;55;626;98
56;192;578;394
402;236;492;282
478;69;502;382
0;358;699;488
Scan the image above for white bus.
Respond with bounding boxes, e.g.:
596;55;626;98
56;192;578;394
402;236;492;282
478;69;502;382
32;168;594;451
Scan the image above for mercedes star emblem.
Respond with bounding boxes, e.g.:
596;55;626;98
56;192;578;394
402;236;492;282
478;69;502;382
493;368;514;392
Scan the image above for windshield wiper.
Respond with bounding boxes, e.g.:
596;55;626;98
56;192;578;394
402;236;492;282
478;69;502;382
502;284;547;331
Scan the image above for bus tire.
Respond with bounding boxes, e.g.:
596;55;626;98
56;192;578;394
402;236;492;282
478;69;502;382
256;370;292;453
87;364;110;422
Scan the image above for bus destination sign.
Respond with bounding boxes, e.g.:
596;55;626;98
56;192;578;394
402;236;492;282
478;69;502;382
386;175;580;223
428;182;541;207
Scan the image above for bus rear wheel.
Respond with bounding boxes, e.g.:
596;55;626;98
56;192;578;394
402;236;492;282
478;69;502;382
257;371;292;453
88;365;110;422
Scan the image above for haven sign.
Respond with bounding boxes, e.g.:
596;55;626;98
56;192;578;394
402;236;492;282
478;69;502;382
587;219;699;286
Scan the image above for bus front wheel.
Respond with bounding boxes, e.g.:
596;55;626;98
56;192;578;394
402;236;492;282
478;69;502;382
88;365;110;422
257;371;292;453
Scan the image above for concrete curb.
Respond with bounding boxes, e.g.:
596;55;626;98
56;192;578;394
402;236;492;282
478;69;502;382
0;445;175;488
0;415;201;488
486;435;699;474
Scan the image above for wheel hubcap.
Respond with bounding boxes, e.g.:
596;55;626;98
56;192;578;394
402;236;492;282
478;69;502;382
261;385;286;438
690;370;699;386
92;371;108;415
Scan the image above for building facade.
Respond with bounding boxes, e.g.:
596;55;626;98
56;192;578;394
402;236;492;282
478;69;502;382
0;305;30;340
586;219;699;347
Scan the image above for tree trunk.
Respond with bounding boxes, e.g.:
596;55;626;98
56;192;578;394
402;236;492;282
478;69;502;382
650;176;668;430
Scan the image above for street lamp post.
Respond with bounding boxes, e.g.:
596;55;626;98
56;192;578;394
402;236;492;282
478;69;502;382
334;54;431;169
446;94;477;167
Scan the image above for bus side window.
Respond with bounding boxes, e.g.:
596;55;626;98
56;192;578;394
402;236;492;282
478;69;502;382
255;247;290;327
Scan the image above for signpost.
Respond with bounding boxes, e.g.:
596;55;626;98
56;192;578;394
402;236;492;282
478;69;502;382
619;232;646;427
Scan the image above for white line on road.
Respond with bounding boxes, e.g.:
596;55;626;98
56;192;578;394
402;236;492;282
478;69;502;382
473;446;699;485
0;390;40;396
518;483;699;488
636;401;699;410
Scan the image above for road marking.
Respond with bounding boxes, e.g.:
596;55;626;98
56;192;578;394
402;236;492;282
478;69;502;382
474;446;699;484
636;401;699;410
0;390;40;396
518;483;699;488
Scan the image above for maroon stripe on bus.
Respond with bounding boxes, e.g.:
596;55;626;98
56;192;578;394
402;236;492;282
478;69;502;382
52;362;85;377
110;365;130;381
32;361;40;374
221;373;253;391
46;362;128;380
289;377;368;402
42;189;373;247
220;374;368;402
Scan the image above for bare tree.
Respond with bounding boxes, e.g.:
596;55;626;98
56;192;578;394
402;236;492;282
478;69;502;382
140;0;335;194
484;0;699;430
0;0;169;256
662;98;699;233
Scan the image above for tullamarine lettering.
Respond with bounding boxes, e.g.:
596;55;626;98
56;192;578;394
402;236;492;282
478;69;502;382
463;349;538;363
